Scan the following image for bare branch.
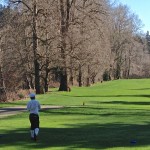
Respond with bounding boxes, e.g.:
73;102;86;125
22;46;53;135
10;0;32;12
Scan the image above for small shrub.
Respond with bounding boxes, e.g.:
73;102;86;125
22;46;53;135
17;93;24;99
103;70;111;81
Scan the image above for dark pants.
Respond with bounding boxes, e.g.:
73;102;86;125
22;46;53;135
29;113;39;130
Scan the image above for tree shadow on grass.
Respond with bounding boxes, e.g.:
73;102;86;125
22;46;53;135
40;106;150;118
91;101;150;106
63;94;150;98
1;123;150;149
0;107;26;113
130;88;150;90
69;94;150;98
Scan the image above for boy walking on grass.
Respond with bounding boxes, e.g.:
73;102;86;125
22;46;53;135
27;93;41;141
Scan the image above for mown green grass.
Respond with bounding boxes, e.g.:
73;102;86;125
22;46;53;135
1;79;150;150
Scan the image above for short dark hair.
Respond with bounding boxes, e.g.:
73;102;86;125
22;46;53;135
30;97;35;100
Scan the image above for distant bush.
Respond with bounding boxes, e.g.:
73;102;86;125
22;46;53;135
17;89;29;100
17;93;24;99
103;70;111;81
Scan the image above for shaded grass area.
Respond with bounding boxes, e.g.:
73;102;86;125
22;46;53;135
1;107;150;150
1;79;150;149
1;123;150;150
0;106;150;150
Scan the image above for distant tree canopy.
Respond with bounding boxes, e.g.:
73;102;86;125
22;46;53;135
0;0;149;101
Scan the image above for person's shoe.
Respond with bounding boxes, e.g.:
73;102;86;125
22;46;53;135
34;134;37;141
31;137;34;141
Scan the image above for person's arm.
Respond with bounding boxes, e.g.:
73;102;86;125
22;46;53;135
27;102;30;111
38;101;41;110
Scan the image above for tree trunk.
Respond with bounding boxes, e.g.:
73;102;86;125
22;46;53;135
58;0;69;91
33;0;41;94
69;58;74;86
78;64;82;87
24;75;30;89
59;68;68;91
86;65;90;86
34;59;40;93
30;75;35;89
69;75;74;86
44;67;49;92
0;66;7;102
126;56;131;79
115;62;121;79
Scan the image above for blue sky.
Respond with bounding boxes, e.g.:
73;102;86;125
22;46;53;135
0;0;5;5
118;0;150;33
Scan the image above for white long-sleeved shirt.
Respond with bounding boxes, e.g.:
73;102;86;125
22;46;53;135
27;99;41;115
